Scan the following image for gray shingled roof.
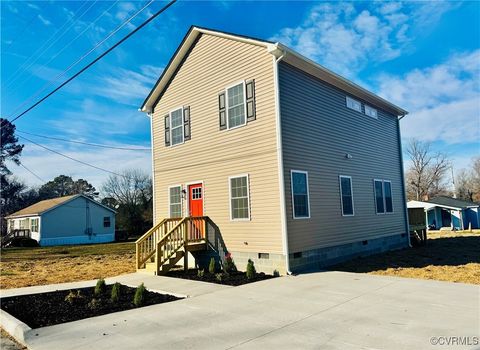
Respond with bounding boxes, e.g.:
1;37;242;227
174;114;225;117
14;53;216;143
428;196;479;209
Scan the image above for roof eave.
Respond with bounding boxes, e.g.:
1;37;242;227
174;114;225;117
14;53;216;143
275;43;408;117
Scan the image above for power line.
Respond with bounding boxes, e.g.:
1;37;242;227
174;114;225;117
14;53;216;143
17;130;151;151
6;0;176;124
7;0;121;107
7;0;154;118
18;135;125;178
4;1;96;90
20;163;46;183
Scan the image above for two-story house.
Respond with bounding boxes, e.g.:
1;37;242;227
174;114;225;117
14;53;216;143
135;26;410;275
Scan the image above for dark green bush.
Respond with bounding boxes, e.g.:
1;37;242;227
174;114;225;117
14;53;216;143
133;283;146;307
208;257;216;274
215;273;225;282
94;278;106;297
197;269;205;278
246;259;256;279
223;253;237;273
111;282;121;303
273;269;280;277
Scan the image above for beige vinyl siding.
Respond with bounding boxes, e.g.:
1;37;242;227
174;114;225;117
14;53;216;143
279;62;407;253
152;34;283;254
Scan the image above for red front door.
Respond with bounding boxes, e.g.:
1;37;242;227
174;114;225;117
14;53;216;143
188;183;203;217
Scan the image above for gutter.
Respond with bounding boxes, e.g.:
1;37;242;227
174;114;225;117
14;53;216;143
268;43;292;275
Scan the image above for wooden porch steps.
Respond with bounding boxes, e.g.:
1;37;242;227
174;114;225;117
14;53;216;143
135;217;209;276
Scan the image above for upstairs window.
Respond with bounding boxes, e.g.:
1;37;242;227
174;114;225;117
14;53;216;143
291;170;310;219
103;217;111;228
169;185;182;218
170;108;184;145
164;107;191;147
374;179;393;214
339;176;354;216
364;105;378;119
227;82;246;129
229;175;250;220
219;80;256;130
346;96;361;112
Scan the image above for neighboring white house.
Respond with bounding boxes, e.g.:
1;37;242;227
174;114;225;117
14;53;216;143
5;194;116;246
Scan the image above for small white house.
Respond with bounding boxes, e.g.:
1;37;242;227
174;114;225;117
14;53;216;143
6;194;116;246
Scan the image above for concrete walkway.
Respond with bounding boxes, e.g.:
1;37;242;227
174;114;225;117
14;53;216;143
4;272;480;350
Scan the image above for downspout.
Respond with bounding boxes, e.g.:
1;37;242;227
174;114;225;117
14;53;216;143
146;110;156;225
397;113;412;247
269;44;292;274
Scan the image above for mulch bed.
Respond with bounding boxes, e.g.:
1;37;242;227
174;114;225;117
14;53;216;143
0;284;181;329
166;269;275;286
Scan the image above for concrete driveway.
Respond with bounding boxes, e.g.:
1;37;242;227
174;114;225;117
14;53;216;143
13;272;480;349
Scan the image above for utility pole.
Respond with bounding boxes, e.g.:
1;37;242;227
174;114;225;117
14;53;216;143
451;166;456;198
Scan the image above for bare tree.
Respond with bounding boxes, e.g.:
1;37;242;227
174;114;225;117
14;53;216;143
102;169;152;236
456;156;480;202
406;139;451;201
455;169;474;201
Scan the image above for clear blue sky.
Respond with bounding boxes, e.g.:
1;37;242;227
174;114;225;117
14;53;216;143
1;1;479;190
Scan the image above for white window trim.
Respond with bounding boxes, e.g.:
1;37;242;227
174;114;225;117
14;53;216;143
185;180;204;217
169;107;184;147
383;180;394;214
364;104;378;119
291;170;311;219
339;175;355;217
30;217;40;232
374;179;385;215
228;174;251;221
346;96;362;113
225;80;247;131
168;184;183;218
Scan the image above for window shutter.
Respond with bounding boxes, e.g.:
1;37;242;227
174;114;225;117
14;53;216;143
218;92;227;130
183;106;191;141
245;79;256;122
164;114;170;146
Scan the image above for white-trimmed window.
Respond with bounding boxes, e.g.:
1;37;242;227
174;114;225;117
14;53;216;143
9;220;14;231
291;170;310;219
346;96;361;112
226;82;246;129
19;218;29;229
31;218;39;232
364;105;378;119
170;108;184;146
384;180;393;213
169;185;182;218
374;179;393;214
229;175;250;220
339;176;354;216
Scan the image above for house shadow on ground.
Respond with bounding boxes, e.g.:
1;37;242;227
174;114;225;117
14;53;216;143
331;234;480;273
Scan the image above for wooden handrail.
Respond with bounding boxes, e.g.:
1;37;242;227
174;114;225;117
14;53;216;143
136;216;209;273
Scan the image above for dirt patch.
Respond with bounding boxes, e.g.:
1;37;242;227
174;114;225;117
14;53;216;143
1;243;135;289
167;269;275;286
332;231;480;284
0;327;26;350
0;284;181;329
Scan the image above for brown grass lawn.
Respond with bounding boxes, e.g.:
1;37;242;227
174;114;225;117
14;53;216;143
333;230;480;284
0;242;135;289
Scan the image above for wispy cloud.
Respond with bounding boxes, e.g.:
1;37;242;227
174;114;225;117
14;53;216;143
271;2;456;78
27;3;40;11
378;50;480;144
37;14;51;26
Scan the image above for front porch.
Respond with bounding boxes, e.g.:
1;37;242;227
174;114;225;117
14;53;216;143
135;217;211;275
